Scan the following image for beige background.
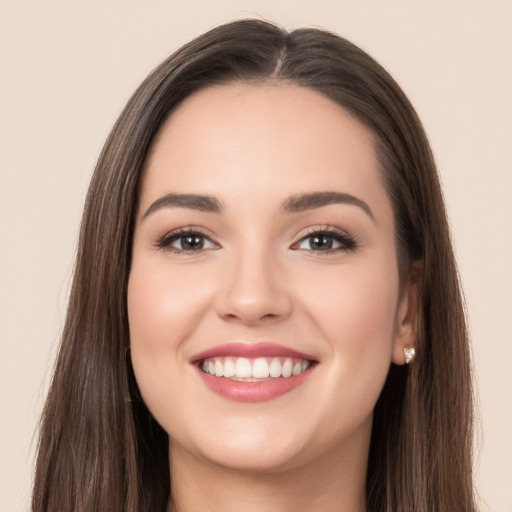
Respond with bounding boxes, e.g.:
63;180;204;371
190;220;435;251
1;1;511;511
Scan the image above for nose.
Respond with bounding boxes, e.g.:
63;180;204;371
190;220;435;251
215;247;293;326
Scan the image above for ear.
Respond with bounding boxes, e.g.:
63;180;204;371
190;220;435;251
392;261;422;365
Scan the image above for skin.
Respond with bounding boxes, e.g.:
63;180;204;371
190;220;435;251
128;83;418;512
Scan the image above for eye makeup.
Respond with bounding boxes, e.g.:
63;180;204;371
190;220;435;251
291;225;358;254
155;226;220;254
154;223;358;256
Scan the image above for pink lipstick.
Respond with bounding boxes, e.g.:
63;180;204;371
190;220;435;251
191;342;317;402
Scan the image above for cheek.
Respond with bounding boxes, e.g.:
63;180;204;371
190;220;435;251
128;259;211;352
295;261;399;435
126;259;210;416
301;260;399;380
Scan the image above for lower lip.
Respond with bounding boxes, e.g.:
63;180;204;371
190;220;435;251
196;367;312;402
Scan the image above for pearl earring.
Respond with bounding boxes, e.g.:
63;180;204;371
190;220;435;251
404;347;416;364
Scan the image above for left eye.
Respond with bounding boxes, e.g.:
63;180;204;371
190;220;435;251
293;231;356;252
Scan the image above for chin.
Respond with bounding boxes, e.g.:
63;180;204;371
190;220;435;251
169;417;315;474
192;443;306;474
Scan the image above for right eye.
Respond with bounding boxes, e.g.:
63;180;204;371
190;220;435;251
158;229;218;254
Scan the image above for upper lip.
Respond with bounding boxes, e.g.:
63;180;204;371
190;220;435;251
190;342;316;363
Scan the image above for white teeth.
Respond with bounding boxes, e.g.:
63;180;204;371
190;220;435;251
235;357;252;378
223;357;235;378
282;359;293;378
269;358;282;378
214;359;224;377
252;358;270;378
201;356;311;379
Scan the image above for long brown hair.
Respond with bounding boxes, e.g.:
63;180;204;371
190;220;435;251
32;19;476;512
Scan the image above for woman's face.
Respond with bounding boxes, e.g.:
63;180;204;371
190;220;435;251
128;83;416;473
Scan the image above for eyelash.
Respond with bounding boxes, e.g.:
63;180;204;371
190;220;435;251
156;227;219;254
291;226;358;254
155;225;358;255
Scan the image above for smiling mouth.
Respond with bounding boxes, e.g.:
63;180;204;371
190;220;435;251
200;356;313;381
191;342;317;401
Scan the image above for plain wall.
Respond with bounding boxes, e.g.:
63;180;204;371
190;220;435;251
1;1;511;511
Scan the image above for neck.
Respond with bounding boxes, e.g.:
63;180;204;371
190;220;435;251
167;435;368;512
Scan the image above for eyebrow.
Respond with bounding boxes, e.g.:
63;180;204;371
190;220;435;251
142;190;374;221
143;193;223;218
281;191;374;220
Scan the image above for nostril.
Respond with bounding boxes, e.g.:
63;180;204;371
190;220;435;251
223;311;279;324
214;266;293;324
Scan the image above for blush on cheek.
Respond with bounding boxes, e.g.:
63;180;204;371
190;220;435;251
317;271;398;337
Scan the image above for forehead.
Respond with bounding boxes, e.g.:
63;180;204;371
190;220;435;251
141;83;386;214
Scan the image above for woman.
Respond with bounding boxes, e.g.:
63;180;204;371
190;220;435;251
32;19;476;512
